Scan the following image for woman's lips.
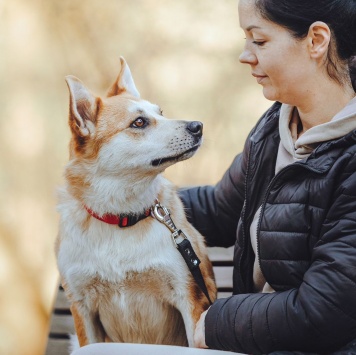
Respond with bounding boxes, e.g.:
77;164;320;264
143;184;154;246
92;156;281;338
252;73;267;84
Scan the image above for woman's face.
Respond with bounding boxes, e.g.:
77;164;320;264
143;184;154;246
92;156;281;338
238;0;313;104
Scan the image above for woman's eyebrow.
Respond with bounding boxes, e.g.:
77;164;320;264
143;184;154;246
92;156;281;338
245;25;262;31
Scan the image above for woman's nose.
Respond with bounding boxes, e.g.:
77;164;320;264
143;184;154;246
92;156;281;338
239;48;257;65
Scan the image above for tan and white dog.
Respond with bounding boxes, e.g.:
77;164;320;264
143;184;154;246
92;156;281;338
56;57;217;349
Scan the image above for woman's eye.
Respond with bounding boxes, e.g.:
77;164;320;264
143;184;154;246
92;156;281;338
252;40;265;46
131;117;147;128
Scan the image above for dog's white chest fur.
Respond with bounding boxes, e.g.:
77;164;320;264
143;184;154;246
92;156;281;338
57;192;191;344
58;211;183;283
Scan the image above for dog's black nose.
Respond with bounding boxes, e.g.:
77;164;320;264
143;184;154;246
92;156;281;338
186;121;203;136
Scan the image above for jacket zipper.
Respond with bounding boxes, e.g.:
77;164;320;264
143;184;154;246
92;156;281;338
255;161;324;285
238;139;253;292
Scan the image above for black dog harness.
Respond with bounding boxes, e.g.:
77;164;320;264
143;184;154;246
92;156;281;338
151;200;213;305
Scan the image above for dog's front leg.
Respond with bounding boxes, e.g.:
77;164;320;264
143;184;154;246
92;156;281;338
176;282;213;347
71;302;106;346
175;298;197;347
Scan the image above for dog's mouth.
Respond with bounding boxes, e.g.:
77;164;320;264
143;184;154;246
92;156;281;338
151;144;200;167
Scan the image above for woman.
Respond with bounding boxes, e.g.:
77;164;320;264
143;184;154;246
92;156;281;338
182;0;356;354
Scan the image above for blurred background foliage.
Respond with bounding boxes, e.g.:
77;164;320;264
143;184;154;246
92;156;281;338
0;0;270;354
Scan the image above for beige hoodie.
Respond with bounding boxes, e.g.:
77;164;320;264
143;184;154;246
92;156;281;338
251;96;356;293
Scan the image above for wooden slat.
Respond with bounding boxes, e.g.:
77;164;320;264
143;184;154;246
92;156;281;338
54;288;71;313
45;338;70;355
213;266;233;289
208;246;234;262
217;292;232;299
209;247;233;293
49;314;75;335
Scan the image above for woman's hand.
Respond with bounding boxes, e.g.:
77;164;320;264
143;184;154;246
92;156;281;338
194;309;209;348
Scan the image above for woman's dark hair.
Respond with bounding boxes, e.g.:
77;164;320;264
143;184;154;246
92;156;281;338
350;56;356;91
255;0;356;86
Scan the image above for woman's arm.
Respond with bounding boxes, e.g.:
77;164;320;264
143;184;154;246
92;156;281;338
204;158;356;354
178;152;246;248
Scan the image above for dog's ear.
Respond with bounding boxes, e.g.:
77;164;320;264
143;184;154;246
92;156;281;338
107;57;140;98
65;76;100;137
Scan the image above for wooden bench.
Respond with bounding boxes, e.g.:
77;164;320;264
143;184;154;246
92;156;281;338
45;247;234;355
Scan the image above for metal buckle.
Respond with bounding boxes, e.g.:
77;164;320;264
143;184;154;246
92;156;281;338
151;200;187;247
171;229;188;247
152;201;176;232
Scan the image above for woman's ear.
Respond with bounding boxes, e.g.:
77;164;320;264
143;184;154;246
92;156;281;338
307;21;331;61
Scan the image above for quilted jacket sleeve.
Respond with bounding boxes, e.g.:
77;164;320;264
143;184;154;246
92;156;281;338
179;134;251;247
205;155;356;354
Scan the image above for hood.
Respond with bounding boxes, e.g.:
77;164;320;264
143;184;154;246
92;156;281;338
279;96;356;160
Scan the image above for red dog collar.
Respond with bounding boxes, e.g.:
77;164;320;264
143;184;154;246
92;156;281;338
85;206;151;228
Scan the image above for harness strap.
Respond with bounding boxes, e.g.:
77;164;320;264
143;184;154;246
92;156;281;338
151;201;213;305
176;238;213;305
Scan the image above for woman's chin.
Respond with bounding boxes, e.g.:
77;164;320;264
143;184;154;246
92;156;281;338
262;86;279;102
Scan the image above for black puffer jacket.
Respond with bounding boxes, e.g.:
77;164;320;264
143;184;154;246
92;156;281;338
180;102;356;354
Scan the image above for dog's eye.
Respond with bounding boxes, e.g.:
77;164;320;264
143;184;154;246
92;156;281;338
131;117;147;129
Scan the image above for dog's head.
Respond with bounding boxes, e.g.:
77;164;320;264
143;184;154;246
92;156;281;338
65;57;203;176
